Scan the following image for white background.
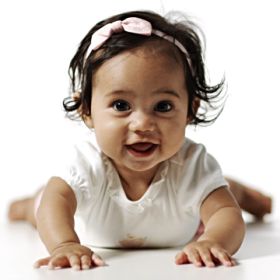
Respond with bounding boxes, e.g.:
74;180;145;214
0;0;279;221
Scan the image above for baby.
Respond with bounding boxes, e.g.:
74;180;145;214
8;10;271;270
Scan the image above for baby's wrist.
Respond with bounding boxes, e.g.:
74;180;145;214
196;233;218;244
50;240;81;254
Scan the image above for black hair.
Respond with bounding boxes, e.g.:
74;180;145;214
63;10;226;125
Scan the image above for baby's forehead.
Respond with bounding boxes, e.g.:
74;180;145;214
91;38;187;87
93;37;185;68
131;38;185;65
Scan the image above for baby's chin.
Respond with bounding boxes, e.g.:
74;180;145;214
113;157;162;174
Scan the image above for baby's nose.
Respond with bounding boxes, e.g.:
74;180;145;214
129;111;156;133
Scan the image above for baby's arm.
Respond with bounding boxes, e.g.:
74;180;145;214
34;177;105;270
175;187;245;267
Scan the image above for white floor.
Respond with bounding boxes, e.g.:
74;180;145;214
1;217;280;280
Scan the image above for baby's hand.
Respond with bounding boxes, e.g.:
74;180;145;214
175;240;236;267
34;242;106;270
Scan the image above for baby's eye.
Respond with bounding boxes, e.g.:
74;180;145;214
154;101;173;112
112;100;131;111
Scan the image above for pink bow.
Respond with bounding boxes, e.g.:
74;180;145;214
85;17;152;58
84;16;193;74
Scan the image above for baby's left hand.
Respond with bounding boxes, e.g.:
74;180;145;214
175;240;236;267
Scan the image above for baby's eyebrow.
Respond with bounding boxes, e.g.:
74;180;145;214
152;88;180;98
104;88;180;98
104;90;134;97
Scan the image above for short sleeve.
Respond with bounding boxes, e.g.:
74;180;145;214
175;140;229;216
51;139;105;214
195;150;228;210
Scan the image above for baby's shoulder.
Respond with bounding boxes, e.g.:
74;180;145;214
176;137;207;163
59;131;103;170
171;137;221;181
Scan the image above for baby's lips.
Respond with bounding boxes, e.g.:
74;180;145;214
128;142;156;152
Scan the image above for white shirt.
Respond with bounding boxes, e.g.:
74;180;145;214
56;132;228;248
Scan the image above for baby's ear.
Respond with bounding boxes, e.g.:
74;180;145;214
187;97;200;124
83;115;94;128
192;97;200;115
72;92;94;128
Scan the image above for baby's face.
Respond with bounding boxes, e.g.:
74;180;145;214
85;45;189;176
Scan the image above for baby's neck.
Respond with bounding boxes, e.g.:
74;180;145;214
117;165;159;201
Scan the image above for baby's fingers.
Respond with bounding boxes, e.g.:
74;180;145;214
68;255;82;270
92;253;106;266
210;248;235;267
35;255;81;270
81;255;92;270
175;251;190;265
33;257;51;268
197;248;215;267
175;249;202;267
50;254;85;270
48;255;72;269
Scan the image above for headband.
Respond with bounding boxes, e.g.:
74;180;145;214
84;17;192;71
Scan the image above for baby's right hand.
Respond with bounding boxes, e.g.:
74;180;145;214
34;242;106;270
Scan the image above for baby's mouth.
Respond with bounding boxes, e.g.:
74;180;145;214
126;142;158;157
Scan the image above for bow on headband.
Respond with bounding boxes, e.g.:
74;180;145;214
85;17;152;58
84;17;192;72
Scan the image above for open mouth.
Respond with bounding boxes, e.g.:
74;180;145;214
126;142;158;157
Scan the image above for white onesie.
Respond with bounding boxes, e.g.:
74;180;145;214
54;132;228;248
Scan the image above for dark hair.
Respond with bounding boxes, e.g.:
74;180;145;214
63;10;226;125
